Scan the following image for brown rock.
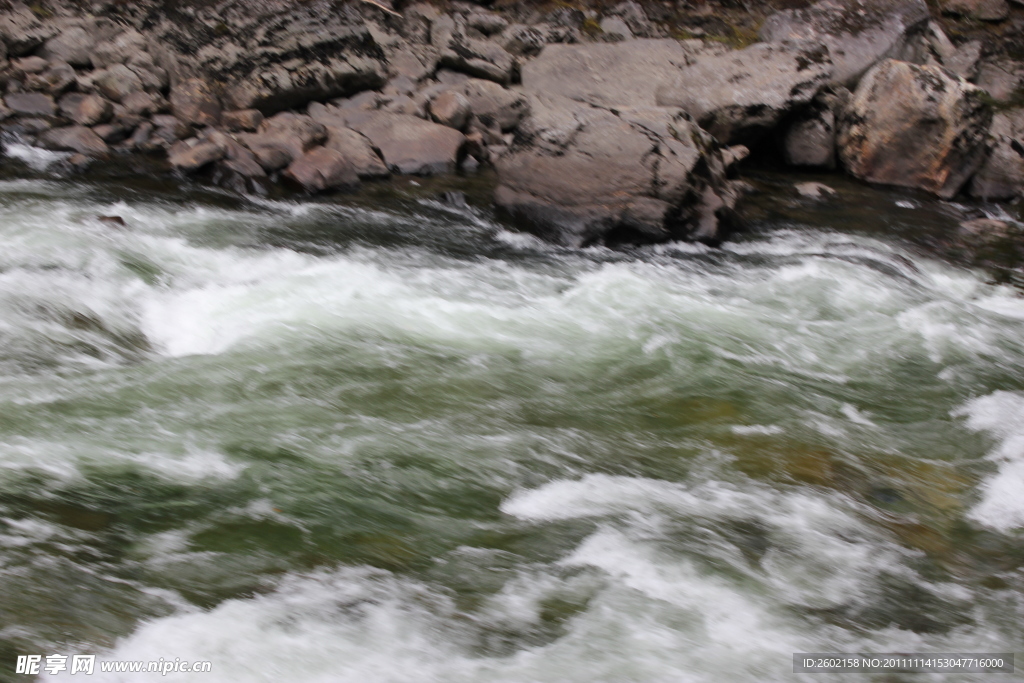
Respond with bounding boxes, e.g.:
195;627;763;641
222;109;264;132
92;64;143;103
838;60;992;199
25;61;76;95
168;140;226;172
38;125;109;156
4;92;55;116
121;91;164;116
340;110;465;175
943;0;1010;20
59;93;113;126
170;78;221;127
11;56;48;74
323;125;389;178
429;91;470;129
284;147;359;192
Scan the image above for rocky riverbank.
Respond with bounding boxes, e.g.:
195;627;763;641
0;0;1023;247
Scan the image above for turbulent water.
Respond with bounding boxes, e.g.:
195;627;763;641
0;169;1023;682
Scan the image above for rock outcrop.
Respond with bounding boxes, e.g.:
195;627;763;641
837;59;992;199
494;94;742;246
969;110;1024;200
759;0;931;87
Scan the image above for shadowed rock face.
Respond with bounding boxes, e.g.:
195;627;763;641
760;0;930;87
970;110;1024;200
838;59;992;199
494;94;740;247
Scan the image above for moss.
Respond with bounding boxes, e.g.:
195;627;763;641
28;2;52;18
581;16;603;37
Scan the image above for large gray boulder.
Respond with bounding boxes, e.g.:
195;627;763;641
969;110;1024;200
284;147;359;192
494;94;742;247
759;0;930;87
521;39;695;108
323;125;389;179
431;14;517;84
337;110;465;175
656;42;833;145
39;26;95;67
838;59;992;199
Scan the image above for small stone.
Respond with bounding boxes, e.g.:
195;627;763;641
222;109;264;132
12;56;48;74
5;92;55;116
794;181;837;199
959;218;1014;241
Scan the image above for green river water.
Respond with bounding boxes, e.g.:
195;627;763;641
0;147;1022;682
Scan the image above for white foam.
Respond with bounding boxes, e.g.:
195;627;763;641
4;142;70;170
955;392;1024;531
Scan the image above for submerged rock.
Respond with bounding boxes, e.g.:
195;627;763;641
838;59;991;199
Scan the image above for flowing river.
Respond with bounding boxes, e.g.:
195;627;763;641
0;155;1023;682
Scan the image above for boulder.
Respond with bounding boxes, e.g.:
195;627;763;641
0;7;56;56
284;147;359;192
969;110;1024;200
170;78;221;127
340;110;465;174
241;112;327;171
522;39;693;108
433;16;517;84
459;78;529;131
759;0;930;87
656;42;833;145
90;30;147;69
38;126;109;156
838;59;992;199
323;125;389;178
168;139;227;172
494;94;740;246
222;109;264;132
92;65;144;102
25;60;76;95
121;91;164;117
429;91;470;129
468;11;509;36
977;59;1024;103
225;56;386;115
781;86;848;168
39;26;95;67
4;92;55;116
942;0;1010;20
59;93;113;126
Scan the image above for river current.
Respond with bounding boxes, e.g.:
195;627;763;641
0;156;1023;682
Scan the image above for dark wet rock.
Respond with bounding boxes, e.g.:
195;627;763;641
284;146;359;192
838;59;991;199
429;90;470;129
439;190;468;206
494;94;740;246
759;0;930;87
5;92;55;117
222;109;264;132
125;121;154;150
92;65;144;103
942;0;1010;21
98;215;125;227
339;109;465;175
522;39;693;108
168;139;226;172
39;125;109;156
59;93;114;126
657;42;833;145
170;78;221;127
39;26;95;67
969;110;1024;200
92;123;128;144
